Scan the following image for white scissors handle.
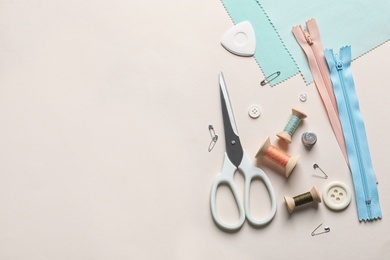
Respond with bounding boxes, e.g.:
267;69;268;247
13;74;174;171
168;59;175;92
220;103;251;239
210;153;246;231
240;153;277;226
210;153;277;231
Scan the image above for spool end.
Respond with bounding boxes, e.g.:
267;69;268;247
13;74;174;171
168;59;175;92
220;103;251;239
277;131;292;143
255;137;271;158
285;154;300;177
310;186;322;203
284;196;295;213
292;108;307;120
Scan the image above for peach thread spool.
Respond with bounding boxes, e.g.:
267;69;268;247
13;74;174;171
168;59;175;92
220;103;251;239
284;186;321;213
277;108;307;143
255;137;299;177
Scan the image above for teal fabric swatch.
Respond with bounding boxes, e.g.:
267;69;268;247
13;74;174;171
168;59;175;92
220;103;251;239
257;0;390;84
220;0;299;86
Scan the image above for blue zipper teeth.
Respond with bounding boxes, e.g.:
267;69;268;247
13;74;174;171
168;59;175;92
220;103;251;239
335;57;371;218
325;46;381;221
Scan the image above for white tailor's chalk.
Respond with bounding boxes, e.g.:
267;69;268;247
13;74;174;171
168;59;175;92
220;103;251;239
221;21;256;57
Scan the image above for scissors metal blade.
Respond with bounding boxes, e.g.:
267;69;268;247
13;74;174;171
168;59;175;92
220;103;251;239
219;72;243;168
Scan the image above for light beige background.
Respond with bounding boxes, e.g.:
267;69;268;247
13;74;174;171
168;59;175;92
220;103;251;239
0;1;389;259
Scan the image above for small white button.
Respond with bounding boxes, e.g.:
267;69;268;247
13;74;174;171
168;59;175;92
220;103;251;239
299;93;307;102
322;181;352;211
248;105;261;118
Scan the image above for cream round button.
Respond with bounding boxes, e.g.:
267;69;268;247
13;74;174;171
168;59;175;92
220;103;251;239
248;105;261;118
299;93;307;102
322;181;352;211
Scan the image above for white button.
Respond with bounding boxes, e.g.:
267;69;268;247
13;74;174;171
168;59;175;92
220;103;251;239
248;105;261;118
322;181;352;211
299;93;307;102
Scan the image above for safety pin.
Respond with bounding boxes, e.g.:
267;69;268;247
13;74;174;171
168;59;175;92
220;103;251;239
260;71;281;86
311;223;330;236
208;125;218;152
313;163;328;179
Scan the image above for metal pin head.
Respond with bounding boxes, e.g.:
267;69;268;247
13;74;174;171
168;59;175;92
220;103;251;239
324;227;331;232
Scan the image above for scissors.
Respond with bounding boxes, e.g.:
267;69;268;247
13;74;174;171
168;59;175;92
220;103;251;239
210;72;277;231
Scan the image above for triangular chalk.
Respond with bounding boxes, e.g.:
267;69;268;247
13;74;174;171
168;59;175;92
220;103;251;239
221;21;256;57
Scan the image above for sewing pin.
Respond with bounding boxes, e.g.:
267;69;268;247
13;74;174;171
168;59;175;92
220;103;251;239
208;125;218;152
311;223;330;236
260;71;281;86
313;163;328;179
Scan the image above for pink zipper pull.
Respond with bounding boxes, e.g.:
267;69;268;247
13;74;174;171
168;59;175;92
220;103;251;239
304;31;313;45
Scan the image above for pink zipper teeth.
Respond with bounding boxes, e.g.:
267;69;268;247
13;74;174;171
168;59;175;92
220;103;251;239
292;19;348;165
306;19;339;113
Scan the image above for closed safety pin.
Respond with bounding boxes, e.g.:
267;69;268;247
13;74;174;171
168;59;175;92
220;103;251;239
208;125;218;152
260;71;281;86
311;223;330;236
313;163;328;179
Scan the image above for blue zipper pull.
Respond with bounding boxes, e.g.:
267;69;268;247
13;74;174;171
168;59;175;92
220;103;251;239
335;54;343;70
336;61;343;70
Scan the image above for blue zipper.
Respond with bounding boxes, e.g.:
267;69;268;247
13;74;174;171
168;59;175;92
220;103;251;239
334;55;371;218
324;46;381;221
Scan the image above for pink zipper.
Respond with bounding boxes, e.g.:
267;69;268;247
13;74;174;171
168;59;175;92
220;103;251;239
292;19;348;165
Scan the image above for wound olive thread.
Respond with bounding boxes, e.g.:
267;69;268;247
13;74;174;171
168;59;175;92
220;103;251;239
294;192;314;207
284;186;321;213
277;108;307;143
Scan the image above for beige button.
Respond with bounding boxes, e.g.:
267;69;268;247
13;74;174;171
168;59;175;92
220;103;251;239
323;181;352;211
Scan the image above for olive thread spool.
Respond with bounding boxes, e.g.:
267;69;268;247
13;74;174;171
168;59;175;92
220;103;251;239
277;108;307;143
284;186;321;213
255;137;299;177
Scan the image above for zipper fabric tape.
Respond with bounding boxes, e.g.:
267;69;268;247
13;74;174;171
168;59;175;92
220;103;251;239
292;19;348;165
257;0;390;84
220;0;299;86
324;46;382;221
